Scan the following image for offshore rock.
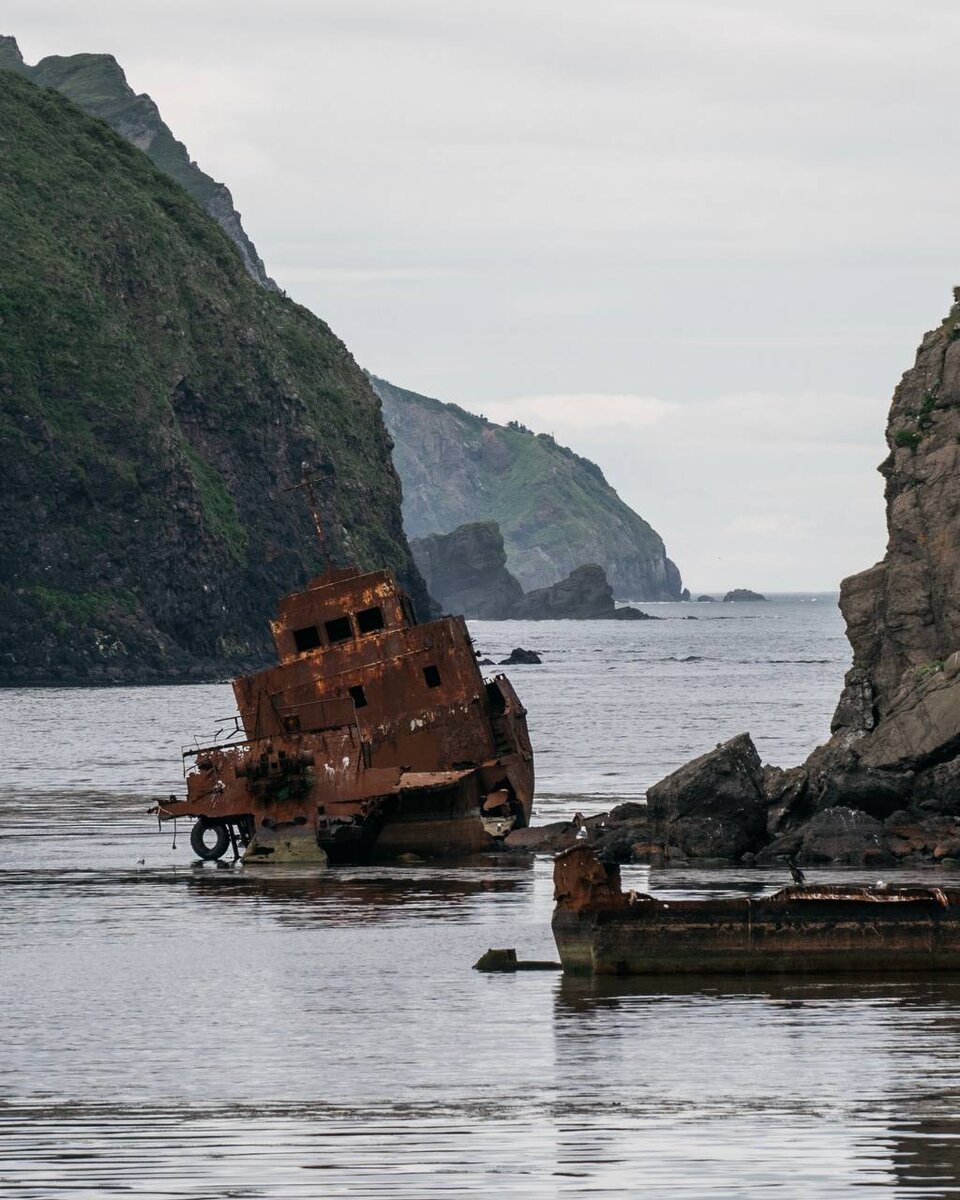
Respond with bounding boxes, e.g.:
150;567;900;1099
510;564;620;620
411;521;524;619
723;589;767;602
499;648;542;665
647;733;768;860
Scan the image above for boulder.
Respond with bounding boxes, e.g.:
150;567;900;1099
411;521;524;619
696;594;716;602
796;807;891;865
499;647;542;665
611;605;659;620
646;733;768;860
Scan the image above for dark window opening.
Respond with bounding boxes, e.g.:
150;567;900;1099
293;625;322;652
423;664;442;688
356;605;385;634
348;684;368;709
324;615;353;643
283;715;301;734
401;596;418;626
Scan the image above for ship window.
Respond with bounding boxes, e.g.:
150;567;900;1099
349;684;368;709
324;615;353;643
356;605;385;634
283;715;301;733
293;625;322;652
423;664;442;688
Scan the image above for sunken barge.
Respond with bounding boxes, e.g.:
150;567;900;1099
553;845;960;975
155;566;534;864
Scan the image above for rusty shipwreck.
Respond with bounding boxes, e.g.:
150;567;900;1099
553;845;960;975
154;566;534;863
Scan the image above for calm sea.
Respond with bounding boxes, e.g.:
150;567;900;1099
4;597;960;1198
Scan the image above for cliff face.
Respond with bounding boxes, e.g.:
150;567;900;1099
0;70;428;683
372;375;682;600
633;289;960;866
832;293;960;744
0;34;275;290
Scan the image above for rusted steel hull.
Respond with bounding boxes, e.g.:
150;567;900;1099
553;846;960;975
154;566;534;865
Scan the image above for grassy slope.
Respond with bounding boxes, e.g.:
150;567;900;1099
0;70;425;681
0;36;271;286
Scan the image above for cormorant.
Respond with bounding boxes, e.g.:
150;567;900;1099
787;855;805;886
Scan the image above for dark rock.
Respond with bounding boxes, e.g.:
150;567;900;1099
612;605;658;620
411;521;524;619
646;733;768;859
723;589;767;602
510;563;617;620
696;594;716;602
680;588;691;601
503;820;576;851
499;647;542;665
796;807;891;865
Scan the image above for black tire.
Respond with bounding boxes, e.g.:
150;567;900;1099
190;820;231;861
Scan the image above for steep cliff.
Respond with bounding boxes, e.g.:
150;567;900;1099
0;34;274;290
0;70;428;683
372;375;682;600
627;288;960;865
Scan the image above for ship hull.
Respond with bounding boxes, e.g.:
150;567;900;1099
552;846;960;976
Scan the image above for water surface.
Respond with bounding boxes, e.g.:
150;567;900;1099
4;599;960;1197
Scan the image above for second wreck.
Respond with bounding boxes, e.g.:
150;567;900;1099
155;565;534;863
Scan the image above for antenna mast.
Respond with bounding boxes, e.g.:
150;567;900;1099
283;463;336;570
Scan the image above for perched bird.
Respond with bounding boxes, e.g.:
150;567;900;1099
136;857;146;867
576;825;588;841
787;855;806;886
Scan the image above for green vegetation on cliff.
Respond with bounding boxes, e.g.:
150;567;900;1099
372;376;682;599
0;69;427;682
0;34;274;288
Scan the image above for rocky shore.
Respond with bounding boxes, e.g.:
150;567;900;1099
510;291;960;867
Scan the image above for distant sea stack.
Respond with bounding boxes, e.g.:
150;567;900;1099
0;70;428;683
411;521;524;619
371;375;683;601
723;589;767;602
413;523;653;620
0;34;275;290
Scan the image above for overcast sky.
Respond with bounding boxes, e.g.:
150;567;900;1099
10;1;960;590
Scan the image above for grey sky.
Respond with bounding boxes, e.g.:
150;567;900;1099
10;1;960;590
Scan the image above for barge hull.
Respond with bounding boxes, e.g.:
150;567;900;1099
553;845;960;976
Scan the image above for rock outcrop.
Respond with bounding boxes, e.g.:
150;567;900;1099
371;375;683;599
413;522;655;620
646;734;769;860
411;521;524;619
512;564;620;620
0;35;275;290
559;289;960;867
0;71;428;683
723;589;767;602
